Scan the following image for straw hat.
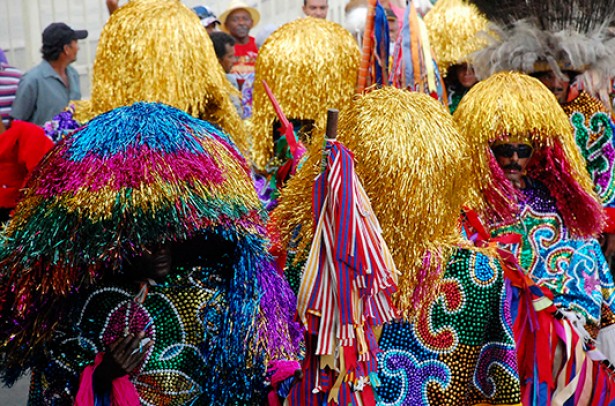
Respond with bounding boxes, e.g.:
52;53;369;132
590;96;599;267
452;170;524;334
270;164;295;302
220;0;260;29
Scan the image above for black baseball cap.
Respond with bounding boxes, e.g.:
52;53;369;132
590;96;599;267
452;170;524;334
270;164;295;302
42;22;88;48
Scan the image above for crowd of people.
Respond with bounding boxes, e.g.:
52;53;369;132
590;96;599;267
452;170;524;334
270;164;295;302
2;0;615;405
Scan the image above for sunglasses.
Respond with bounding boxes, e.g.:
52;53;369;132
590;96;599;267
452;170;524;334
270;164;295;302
491;144;533;159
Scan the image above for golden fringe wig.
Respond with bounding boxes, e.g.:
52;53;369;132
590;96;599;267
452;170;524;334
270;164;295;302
251;17;360;171
453;71;596;215
424;0;489;76
275;87;473;320
73;0;248;153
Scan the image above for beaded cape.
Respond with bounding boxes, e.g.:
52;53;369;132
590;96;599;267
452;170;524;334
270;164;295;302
561;91;615;212
490;179;615;338
377;248;520;405
0;103;302;403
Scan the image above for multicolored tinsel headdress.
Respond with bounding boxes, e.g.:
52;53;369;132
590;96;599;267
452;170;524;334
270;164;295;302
423;0;488;76
453;71;604;237
468;0;615;99
276;87;472;319
0;102;301;391
73;0;248;153
251;17;360;171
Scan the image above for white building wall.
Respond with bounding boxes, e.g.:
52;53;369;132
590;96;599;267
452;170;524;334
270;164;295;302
0;0;349;97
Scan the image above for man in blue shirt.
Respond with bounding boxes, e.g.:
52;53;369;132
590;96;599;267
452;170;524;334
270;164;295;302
10;22;87;126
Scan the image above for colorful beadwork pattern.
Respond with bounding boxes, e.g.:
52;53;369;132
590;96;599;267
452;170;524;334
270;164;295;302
28;266;235;405
563;91;615;208
376;248;520;405
491;179;615;335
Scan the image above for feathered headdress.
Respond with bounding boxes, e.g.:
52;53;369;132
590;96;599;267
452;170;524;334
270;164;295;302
469;0;615;90
72;0;248;153
251;17;360;171
453;72;605;237
423;0;489;76
0;103;301;390
275;87;473;319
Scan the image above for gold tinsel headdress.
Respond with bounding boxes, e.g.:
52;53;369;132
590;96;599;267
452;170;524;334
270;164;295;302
453;71;604;236
251;17;360;171
275;87;472;319
424;0;489;76
73;0;248;152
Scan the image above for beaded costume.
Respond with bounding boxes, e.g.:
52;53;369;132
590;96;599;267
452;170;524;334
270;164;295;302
490;179;615;338
0;103;301;404
454;71;615;403
276;88;521;405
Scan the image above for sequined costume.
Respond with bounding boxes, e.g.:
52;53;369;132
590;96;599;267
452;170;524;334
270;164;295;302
275;88;521;405
453;71;615;403
562;91;615;231
377;248;520;406
0;103;302;404
491;179;615;337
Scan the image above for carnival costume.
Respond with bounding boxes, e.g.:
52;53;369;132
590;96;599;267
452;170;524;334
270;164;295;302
454;71;615;403
423;0;488;113
469;0;615;232
0;102;302;405
251;17;359;178
276;87;521;405
47;0;248;155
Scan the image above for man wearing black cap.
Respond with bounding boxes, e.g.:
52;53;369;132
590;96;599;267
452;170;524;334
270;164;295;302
10;22;88;126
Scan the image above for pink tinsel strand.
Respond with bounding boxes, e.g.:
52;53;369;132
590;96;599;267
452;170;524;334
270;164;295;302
529;142;605;238
31;144;226;198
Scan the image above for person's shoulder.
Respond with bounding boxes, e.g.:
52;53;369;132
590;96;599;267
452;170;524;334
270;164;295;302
20;61;48;80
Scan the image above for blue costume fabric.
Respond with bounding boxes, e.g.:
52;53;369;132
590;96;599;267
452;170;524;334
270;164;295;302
490;178;615;336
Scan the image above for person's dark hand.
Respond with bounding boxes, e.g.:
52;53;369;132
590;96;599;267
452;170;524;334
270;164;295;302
106;0;120;14
93;332;153;394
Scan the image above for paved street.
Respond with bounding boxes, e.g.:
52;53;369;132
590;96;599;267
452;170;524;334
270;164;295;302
0;374;30;405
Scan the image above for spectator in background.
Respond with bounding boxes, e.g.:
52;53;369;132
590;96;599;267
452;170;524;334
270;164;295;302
0;51;22;127
192;5;221;34
303;0;328;19
0;49;8;64
10;23;88;126
220;0;260;118
210;31;243;117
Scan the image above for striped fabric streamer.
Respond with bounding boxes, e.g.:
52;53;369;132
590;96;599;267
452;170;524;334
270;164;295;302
296;141;398;404
390;1;447;105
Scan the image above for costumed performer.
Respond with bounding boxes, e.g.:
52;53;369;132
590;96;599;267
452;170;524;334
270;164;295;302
275;87;521;405
454;71;615;404
0;102;302;405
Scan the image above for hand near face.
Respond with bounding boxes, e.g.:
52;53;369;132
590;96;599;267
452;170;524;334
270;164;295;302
93;332;153;393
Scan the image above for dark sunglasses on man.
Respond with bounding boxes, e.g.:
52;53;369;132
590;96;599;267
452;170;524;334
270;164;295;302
491;144;534;159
